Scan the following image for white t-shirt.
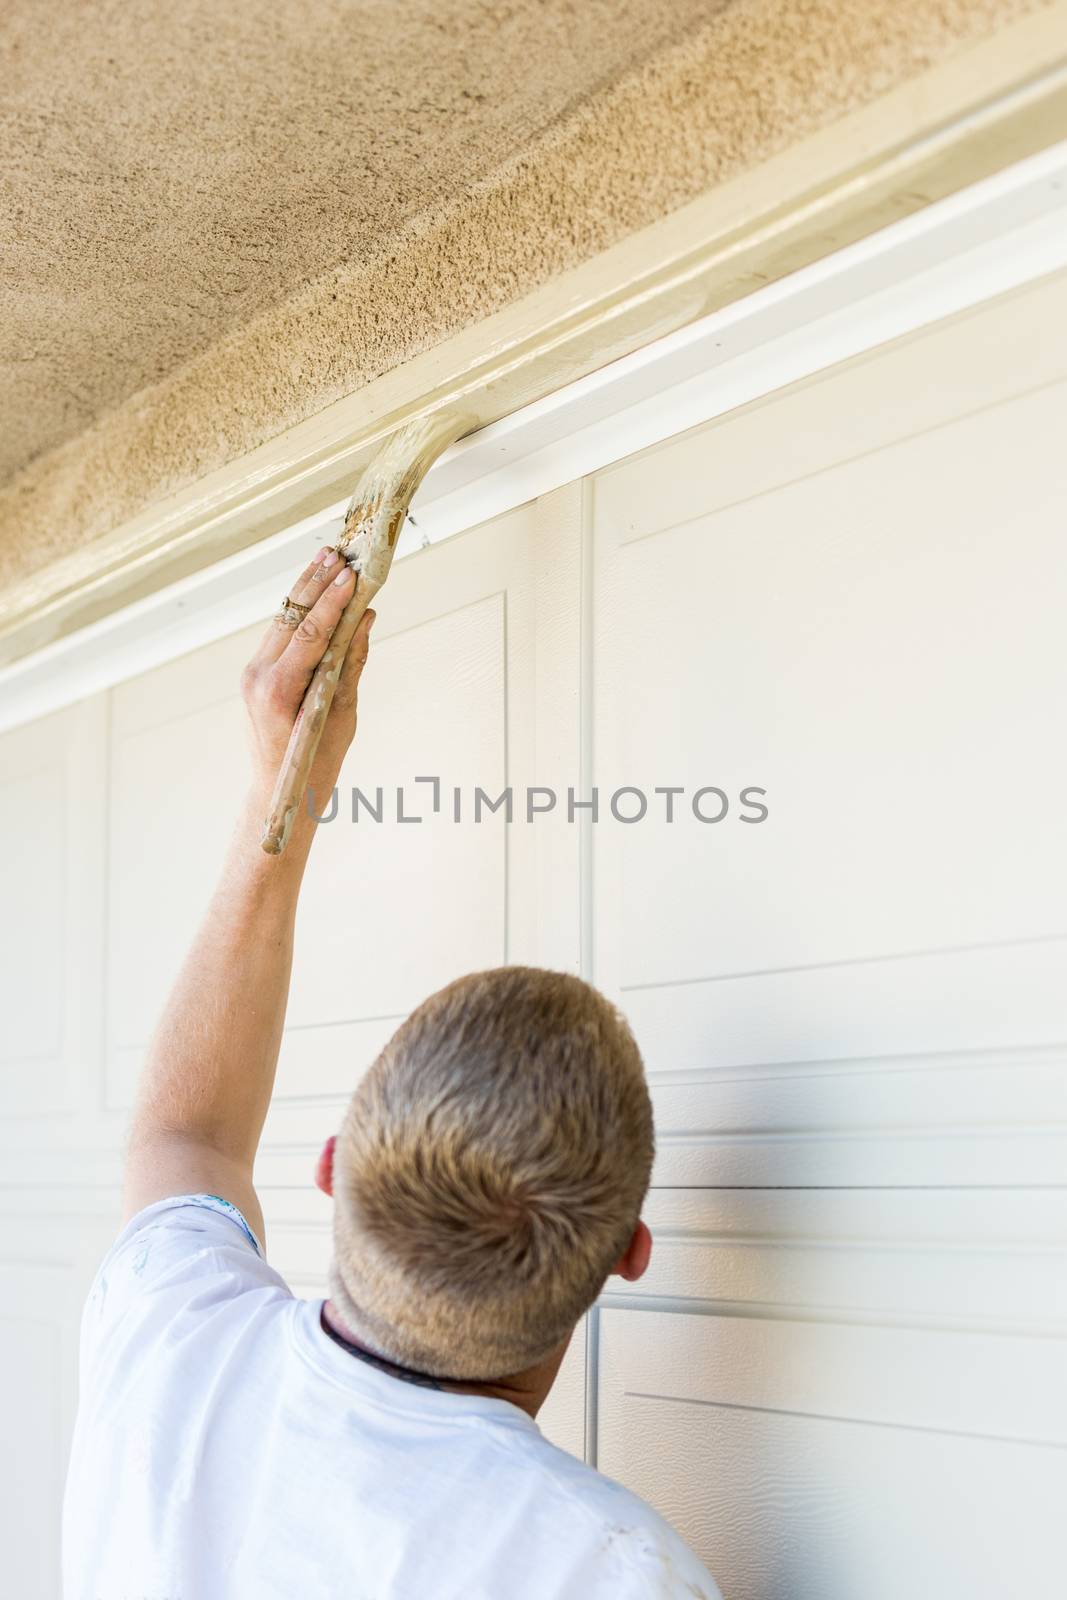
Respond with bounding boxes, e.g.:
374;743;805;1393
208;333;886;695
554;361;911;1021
64;1195;721;1599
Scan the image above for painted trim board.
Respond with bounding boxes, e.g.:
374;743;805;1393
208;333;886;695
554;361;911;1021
2;135;1067;735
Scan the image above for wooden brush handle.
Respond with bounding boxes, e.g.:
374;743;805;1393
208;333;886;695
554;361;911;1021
260;570;378;854
259;412;472;855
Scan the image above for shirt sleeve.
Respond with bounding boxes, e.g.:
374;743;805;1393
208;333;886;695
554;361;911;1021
80;1193;291;1381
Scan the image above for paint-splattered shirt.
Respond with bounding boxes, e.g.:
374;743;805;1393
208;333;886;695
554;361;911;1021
63;1195;722;1599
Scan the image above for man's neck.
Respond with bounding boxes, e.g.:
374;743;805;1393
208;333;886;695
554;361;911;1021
320;1299;569;1420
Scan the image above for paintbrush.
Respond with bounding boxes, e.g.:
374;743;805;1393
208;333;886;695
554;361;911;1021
261;411;469;854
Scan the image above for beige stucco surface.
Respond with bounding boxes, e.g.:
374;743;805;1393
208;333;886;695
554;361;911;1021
0;0;1057;597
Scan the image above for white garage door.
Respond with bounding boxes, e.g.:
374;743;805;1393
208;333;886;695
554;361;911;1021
1;269;1065;1598
587;268;1067;1598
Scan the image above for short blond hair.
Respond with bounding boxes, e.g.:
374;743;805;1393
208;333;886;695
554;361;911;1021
328;967;654;1379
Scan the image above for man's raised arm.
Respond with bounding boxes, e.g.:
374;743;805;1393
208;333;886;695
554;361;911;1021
122;548;374;1244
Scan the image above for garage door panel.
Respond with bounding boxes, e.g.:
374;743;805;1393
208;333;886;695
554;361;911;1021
257;1095;347;1227
640;1183;1067;1244
272;1014;403;1100
593;386;1067;993
626;944;1067;1074
0;1261;80;1600
624;1244;1066;1330
622;1189;1066;1328
267;1221;332;1287
648;1128;1067;1188
536;1315;587;1461
601;1312;1067;1600
594;272;1067;547
646;1046;1067;1190
629;945;1067;1185
648;1047;1067;1130
0;701;107;1117
289;591;508;1028
106;630;257;1107
599;1307;1063;1454
0;765;64;1069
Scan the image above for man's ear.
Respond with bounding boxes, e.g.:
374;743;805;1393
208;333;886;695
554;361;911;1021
611;1219;652;1283
315;1135;337;1198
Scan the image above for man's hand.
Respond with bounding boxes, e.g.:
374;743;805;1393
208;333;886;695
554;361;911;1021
240;545;376;808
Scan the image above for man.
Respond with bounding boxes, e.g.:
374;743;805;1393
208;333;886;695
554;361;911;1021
63;545;721;1598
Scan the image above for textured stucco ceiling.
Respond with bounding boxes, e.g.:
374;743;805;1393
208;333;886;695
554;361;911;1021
2;0;725;486
0;0;1053;600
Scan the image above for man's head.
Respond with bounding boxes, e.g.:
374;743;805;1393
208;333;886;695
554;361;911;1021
317;967;654;1380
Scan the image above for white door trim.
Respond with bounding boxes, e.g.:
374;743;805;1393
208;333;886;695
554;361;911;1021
3;135;1067;736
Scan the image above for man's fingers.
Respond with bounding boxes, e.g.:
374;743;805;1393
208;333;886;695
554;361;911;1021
241;547;372;745
290;547;343;609
272;562;356;699
248;546;343;670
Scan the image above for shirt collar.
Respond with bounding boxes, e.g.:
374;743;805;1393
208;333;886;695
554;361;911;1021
288;1298;540;1434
